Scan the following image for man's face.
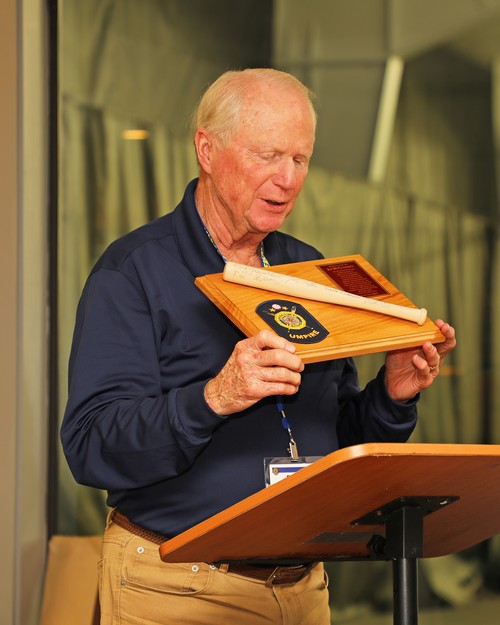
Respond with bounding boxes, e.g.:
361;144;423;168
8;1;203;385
204;84;316;237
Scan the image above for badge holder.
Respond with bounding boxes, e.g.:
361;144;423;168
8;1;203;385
264;456;323;487
264;396;322;487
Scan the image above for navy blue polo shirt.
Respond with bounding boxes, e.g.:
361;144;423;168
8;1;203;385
61;179;417;537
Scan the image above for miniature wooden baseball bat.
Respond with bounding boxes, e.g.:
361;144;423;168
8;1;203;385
223;262;427;325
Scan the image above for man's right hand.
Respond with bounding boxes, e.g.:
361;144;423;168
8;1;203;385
204;330;304;416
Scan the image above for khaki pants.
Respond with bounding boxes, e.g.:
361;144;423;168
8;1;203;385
98;515;331;624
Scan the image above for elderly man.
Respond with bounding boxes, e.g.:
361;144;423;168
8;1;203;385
61;68;456;625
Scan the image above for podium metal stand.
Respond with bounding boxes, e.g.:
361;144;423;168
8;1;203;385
160;443;500;625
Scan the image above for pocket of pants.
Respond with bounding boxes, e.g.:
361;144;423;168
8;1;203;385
122;542;214;596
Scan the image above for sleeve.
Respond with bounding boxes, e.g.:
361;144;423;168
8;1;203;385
60;268;224;491
336;361;418;447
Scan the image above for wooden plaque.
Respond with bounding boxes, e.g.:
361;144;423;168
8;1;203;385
195;255;445;363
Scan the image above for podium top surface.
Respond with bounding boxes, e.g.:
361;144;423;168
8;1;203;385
159;443;500;563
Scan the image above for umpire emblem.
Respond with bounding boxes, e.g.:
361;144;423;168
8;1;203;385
256;300;329;344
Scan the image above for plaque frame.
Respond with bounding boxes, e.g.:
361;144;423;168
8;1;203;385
195;254;445;363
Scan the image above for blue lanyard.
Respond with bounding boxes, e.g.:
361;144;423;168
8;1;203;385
200;213;299;459
276;396;300;461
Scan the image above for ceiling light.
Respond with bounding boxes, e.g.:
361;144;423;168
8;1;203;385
121;129;150;140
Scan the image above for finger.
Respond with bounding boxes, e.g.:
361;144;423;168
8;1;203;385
251;329;297;354
412;342;439;374
422;341;439;361
434;319;456;342
256;363;303;387
247;330;304;372
255;347;304;374
437;325;456;357
225;361;301;404
262;381;302;397
432;320;456;362
412;352;434;373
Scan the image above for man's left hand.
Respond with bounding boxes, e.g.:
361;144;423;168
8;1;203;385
384;319;456;402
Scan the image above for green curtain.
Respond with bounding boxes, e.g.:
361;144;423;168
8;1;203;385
57;0;272;534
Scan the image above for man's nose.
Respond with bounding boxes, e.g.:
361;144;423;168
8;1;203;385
272;158;298;189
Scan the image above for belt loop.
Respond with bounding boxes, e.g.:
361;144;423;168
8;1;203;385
105;508;117;531
217;563;229;574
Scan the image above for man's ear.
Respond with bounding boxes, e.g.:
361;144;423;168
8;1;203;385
194;129;213;174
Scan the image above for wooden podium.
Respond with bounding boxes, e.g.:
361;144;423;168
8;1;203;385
160;443;500;625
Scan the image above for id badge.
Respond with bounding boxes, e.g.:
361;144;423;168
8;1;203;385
264;456;323;487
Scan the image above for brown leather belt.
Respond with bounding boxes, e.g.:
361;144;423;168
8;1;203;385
112;509;314;585
225;562;314;586
112;509;169;545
